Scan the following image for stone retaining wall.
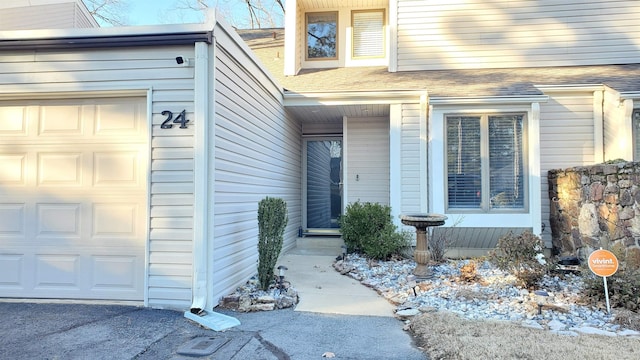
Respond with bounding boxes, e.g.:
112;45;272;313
548;162;640;258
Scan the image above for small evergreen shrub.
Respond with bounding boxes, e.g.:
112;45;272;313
582;245;640;312
257;197;288;291
487;231;547;288
339;201;391;252
339;201;409;260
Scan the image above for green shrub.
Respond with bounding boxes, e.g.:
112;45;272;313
338;201;409;260
582;246;640;312
257;197;288;291
487;231;547;288
361;227;413;260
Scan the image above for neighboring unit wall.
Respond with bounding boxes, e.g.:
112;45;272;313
0;1;98;30
211;27;302;303
0;45;199;309
396;0;640;71
345;116;390;205
539;91;596;247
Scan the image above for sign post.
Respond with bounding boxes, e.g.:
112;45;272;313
588;248;619;314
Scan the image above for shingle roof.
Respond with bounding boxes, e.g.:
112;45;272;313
239;28;640;97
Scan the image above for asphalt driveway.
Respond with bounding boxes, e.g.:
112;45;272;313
0;302;426;359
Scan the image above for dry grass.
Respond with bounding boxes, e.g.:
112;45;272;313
410;311;639;360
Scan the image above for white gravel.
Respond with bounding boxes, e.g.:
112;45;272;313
336;254;640;337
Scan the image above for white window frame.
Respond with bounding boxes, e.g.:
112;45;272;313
429;105;539;229
443;113;529;214
351;9;385;59
305;11;339;61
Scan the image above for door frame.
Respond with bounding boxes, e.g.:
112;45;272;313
302;136;343;234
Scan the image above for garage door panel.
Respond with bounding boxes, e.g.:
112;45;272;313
0;254;23;287
39;105;86;136
35;253;81;289
92;202;140;239
0;97;147;301
0;106;27;135
36;203;82;239
37;152;83;186
0;204;25;236
0;153;27;184
95;103;144;137
91;255;139;290
94;151;142;186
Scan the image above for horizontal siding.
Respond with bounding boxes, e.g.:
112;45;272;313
539;93;595;247
346;117;390;205
0;45;197;310
401;103;422;218
396;0;640;71
0;3;81;30
212;29;302;303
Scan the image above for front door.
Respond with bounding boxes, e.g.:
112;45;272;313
304;138;342;232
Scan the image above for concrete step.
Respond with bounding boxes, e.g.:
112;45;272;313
287;236;344;256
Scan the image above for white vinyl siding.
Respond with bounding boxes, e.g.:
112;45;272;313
0;46;197;309
212;29;302;303
396;0;640;71
539;93;595;247
345;117;389;205
400;103;422;214
352;10;385;58
0;2;97;30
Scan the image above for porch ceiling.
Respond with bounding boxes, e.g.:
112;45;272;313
287;104;389;124
298;0;387;10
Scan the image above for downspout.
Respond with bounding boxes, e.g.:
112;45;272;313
184;33;240;331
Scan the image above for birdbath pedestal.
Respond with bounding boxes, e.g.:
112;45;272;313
400;214;447;278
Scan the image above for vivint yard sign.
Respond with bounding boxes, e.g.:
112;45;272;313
588;249;619;313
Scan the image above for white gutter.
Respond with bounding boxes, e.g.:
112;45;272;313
429;95;549;105
285;90;427;106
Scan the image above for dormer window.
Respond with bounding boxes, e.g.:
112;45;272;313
352;10;385;58
306;12;338;60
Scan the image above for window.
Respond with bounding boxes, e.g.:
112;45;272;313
306;12;337;60
634;110;640;160
352;10;385;58
446;114;526;212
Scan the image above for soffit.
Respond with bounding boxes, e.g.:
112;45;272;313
298;0;388;10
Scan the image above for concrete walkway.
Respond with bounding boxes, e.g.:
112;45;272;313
280;253;395;317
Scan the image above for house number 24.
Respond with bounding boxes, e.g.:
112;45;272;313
161;110;190;129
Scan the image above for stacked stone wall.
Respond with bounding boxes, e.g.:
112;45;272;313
548;162;640;258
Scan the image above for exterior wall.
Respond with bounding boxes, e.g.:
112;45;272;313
400;103;422;215
345;116;390;205
603;88;634;161
0;1;98;30
211;27;302;303
539;92;596;247
0;45;199;309
396;0;640;71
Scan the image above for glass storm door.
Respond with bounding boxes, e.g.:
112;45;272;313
304;139;342;230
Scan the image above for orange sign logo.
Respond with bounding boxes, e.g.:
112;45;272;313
588;249;619;277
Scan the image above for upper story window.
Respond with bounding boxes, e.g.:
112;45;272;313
446;114;527;212
352;10;385;58
306;12;338;60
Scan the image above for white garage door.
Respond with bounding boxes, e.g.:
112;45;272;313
0;97;148;301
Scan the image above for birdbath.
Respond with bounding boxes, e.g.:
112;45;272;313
400;213;447;278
